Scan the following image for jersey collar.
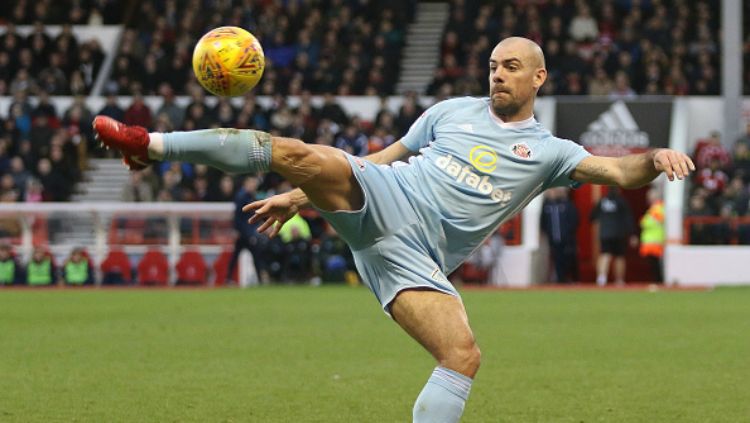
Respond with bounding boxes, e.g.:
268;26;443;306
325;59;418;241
488;105;536;129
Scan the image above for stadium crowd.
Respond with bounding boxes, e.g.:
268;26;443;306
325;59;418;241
430;0;722;97
108;0;414;97
0;90;88;204
686;125;750;244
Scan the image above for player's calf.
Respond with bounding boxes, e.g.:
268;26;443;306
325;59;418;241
160;128;272;175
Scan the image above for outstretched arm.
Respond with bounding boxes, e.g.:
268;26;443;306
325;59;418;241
364;140;415;164
571;149;695;189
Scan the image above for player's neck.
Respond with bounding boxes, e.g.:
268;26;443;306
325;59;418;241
490;103;535;123
494;112;533;122
488;106;535;129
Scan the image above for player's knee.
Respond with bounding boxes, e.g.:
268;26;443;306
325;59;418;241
465;343;482;373
442;342;481;377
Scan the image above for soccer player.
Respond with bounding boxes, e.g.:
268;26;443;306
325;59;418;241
94;37;694;422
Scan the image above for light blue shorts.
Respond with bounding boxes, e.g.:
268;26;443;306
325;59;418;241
316;154;459;315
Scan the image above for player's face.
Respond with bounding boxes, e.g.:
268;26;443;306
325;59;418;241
488;43;545;118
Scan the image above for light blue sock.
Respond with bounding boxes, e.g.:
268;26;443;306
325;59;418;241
162;128;272;174
413;366;473;423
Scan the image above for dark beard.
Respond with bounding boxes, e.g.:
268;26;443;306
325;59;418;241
491;96;520;117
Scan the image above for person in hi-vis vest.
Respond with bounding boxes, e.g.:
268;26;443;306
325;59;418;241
63;247;93;285
639;188;665;282
0;243;21;285
26;246;56;286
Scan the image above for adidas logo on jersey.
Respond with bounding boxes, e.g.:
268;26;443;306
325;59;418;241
435;154;512;204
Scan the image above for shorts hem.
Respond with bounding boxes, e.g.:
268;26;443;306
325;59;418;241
311;152;368;215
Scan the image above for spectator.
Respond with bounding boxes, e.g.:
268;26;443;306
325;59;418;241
540;187;579;283
227;176;270;285
569;4;599;42
695;159;729;196
639;188;665;282
319;93;348;125
63;247;93;285
588;67;614;96
123;93;152;130
24;178;44;203
36;158;70;201
210;175;236;202
693;131;731;171
314;223;355;284
609;71;637;100
32;90;58;120
368;127;396;154
590;188;636;286
121;172;154;202
156;85;184;130
0;243;21;285
334;123;368;157
26;246;55;286
29;114;55;161
396;93;424;135
733;124;750;183
277;212;313;282
9;157;31;196
719;176;749;217
10;103;32;140
0;140;11;175
98;92;125;122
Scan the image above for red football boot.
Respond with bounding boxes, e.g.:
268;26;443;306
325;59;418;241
92;116;153;170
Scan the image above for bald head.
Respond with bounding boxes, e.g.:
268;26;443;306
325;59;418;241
488;37;548;121
494;37;546;69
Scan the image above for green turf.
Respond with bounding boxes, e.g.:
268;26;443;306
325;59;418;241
1;286;749;422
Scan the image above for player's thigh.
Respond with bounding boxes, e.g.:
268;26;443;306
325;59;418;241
271;137;362;212
390;289;480;376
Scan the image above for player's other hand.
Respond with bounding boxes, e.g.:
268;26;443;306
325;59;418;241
243;192;299;238
653;149;695;181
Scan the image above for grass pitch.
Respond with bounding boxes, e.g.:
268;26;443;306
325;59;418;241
1;286;748;422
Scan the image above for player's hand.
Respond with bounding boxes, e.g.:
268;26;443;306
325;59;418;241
243;193;299;238
653;149;695;181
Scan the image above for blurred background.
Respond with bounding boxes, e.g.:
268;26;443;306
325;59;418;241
0;0;747;288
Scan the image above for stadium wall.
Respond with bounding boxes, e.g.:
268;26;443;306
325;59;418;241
665;246;750;286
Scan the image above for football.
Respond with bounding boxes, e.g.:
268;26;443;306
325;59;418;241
191;26;265;97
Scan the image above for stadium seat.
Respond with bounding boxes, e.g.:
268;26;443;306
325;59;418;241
100;248;133;284
176;250;207;286
137;249;169;286
212;249;238;286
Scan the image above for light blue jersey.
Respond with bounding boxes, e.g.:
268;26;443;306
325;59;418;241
318;97;589;313
394;96;590;273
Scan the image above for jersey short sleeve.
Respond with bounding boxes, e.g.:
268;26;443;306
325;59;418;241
400;101;451;152
547;137;592;188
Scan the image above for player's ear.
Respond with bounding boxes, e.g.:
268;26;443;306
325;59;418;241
533;68;547;90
